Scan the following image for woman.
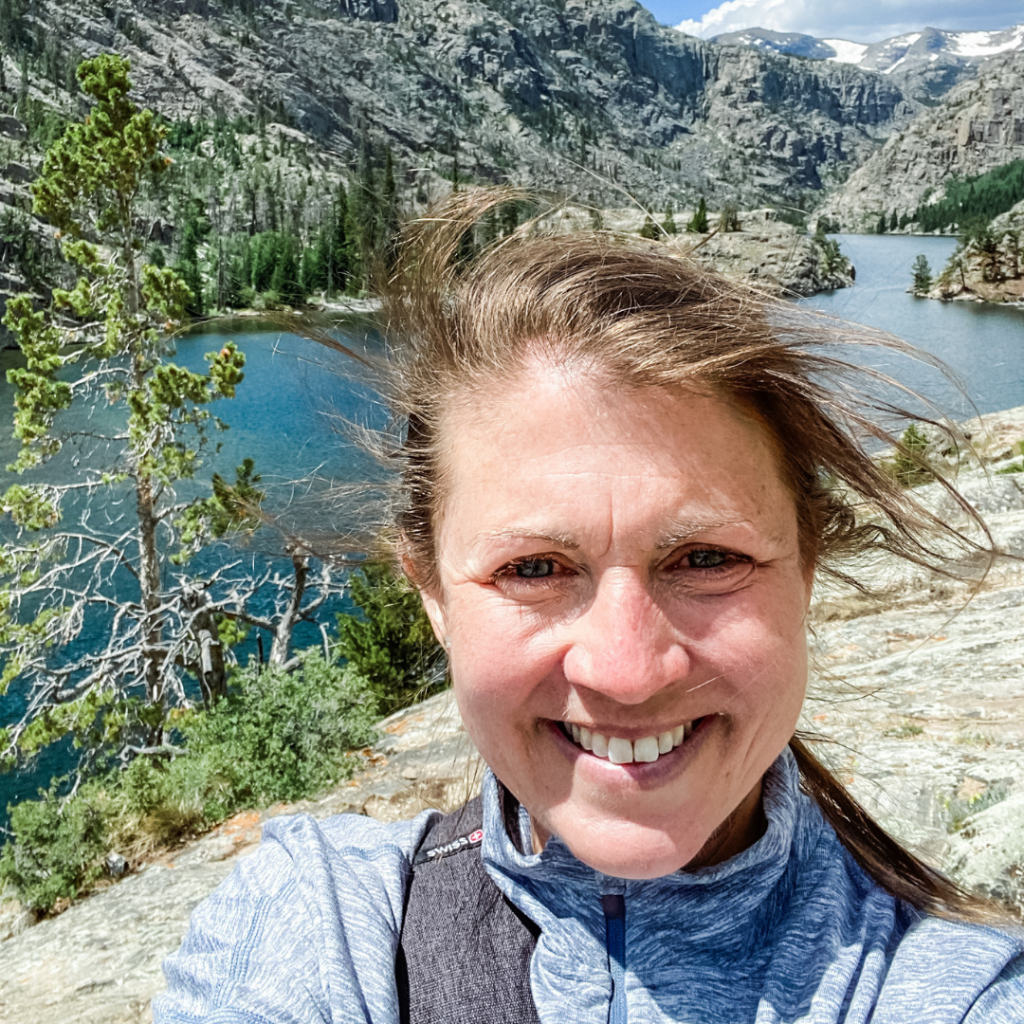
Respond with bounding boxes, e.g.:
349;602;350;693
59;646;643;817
154;193;1024;1023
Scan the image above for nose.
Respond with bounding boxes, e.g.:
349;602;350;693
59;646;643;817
560;569;691;705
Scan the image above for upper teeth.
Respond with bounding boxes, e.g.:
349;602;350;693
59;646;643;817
566;722;693;764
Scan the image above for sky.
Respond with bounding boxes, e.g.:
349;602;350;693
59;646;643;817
641;1;1024;42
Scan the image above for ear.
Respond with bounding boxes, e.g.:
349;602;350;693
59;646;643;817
419;587;449;648
402;552;449;646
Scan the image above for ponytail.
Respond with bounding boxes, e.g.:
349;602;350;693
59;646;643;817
790;736;1006;924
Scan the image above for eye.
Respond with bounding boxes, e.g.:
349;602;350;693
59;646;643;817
686;549;729;569
666;546;756;592
491;554;573;592
515;558;556;578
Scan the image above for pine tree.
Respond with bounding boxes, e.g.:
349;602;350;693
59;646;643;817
381;148;400;271
270;234;302;304
686;197;709;234
889;210;899;232
661;205;678;236
326;181;351;296
719;203;741;233
335;562;443;710
911;254;932;296
0;55;249;763
639;214;661;239
876;214;888;235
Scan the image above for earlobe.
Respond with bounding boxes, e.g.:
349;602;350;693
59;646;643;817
418;587;449;649
400;549;449;647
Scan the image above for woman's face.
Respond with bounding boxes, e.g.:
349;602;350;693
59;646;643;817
418;362;812;879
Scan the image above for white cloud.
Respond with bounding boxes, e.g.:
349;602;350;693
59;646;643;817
675;0;1024;42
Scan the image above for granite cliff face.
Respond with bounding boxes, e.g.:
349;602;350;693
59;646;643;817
15;0;914;206
821;53;1024;230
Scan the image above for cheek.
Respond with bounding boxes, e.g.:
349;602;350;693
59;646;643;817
681;580;809;703
445;594;560;716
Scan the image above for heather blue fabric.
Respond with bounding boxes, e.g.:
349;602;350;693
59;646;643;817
154;749;1024;1023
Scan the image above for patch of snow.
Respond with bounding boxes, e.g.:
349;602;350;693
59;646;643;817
949;27;1024;57
823;38;868;64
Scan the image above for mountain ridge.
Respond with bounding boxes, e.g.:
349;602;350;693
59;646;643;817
821;52;1024;230
711;23;1024;103
5;0;917;207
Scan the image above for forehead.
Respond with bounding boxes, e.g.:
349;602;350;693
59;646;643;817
435;363;796;548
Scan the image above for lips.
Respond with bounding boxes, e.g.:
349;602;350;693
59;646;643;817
560;719;702;764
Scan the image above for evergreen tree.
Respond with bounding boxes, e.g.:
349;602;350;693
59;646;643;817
661;205;678;236
876;214;888;235
324;181;352;296
0;55;249;764
719;203;741;233
889;210;899;232
381;148;400;271
1003;229;1022;280
175;208;207;316
639;214;661;239
911;254;932;296
686;197;709;233
335;562;444;710
270;234;302;304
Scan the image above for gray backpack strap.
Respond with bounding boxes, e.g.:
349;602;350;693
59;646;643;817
396;794;541;1024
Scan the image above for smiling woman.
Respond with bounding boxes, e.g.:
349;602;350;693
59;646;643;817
154;190;1024;1024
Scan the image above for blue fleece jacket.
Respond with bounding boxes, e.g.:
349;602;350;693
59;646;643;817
153;749;1024;1023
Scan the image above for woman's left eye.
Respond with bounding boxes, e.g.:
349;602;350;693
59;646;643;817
515;558;556;578
667;547;755;591
686;548;730;570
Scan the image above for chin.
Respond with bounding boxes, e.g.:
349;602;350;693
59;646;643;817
547;813;707;879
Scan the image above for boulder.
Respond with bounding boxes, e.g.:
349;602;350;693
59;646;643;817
3;162;34;185
0;115;26;140
947;791;1024;915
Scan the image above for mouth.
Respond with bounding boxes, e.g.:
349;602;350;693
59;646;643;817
557;718;708;765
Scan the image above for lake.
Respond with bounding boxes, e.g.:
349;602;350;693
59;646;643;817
1;236;1023;819
800;234;1024;417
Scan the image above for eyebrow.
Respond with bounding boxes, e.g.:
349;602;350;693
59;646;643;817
480;516;751;552
655;515;751;549
481;529;581;550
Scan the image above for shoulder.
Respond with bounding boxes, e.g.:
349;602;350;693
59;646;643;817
153;809;437;1024
787;798;1024;1021
876;915;1024;1023
206;808;436;926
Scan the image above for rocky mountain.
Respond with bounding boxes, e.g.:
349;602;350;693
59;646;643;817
713;23;1024;104
6;0;915;208
819;53;1024;231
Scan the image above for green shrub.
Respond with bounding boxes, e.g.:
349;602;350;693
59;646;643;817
0;783;109;912
686;197;709;233
176;653;381;815
945;781;1009;833
336;562;446;711
639;215;661;240
880;423;935;488
1;651;381;912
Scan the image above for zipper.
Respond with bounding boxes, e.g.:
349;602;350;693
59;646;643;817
601;893;627;1024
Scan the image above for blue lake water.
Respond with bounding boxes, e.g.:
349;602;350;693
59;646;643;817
0;317;386;821
800;234;1024;417
1;237;1023;821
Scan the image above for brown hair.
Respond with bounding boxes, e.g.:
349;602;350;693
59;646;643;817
366;188;999;922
